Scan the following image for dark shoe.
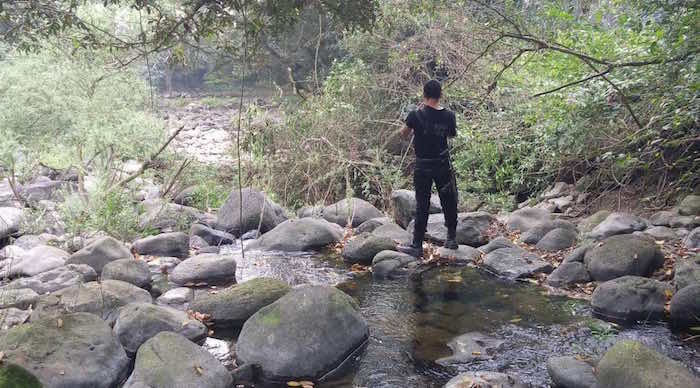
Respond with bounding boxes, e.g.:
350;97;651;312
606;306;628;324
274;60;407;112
443;238;458;250
397;243;423;258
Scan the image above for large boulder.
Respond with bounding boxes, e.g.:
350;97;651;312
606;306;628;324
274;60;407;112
0;207;23;239
113;302;208;354
190;223;235;246
139;199;205;232
536;227;578;251
436;245;481;264
132;232;190;258
0;288;38;309
678;194;700;216
588;213;647;240
436;332;504;365
546;356;597;388
505;207;552;232
444;372;528;388
2;264;97;294
583;234;664;281
483;247;553;279
683;227;700;249
236;285;369;382
674;255;700;290
189;277;290;329
156;287;195;308
31;279;152;322
249;218;343;252
669;284;700;330
546;262;591;287
355;217;392;234
591;276;669;323
390;189;441;228
322;197;383;228
216;187;287;236
371;223;411;242
371;250;418;279
0;245;68;278
577;210;611;234
20;178;71;202
123;332;233;388
596;340;699;388
520;219;576;245
342;233;396;265
169;253;237;286
65;236;132;273
0;312;130;388
101;258;152;290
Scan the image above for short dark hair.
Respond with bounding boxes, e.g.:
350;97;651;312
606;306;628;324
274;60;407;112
423;79;442;100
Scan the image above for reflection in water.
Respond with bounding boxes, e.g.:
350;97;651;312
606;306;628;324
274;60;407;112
218;244;699;387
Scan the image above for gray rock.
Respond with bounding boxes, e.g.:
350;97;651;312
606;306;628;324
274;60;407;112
189;277;290;329
342;233;396;265
546;356;596;388
436;332;504;365
406;213;449;242
2;264;97;294
139;199;205;232
173;186;196;206
674;255;700;290
588;212;647;240
505;207;552;232
156;287;194;308
249;217;343;252
169;254;237;286
65;236;132;273
563;245;589;263
536;227;578;251
578;210;611;234
542;182;575;199
0;312;130;388
546;262;591;287
146;256;182;275
355;217;392;234
132;232;190;258
372;250;417;266
520;219;576;244
216;187;287;236
20;178;71;202
371;259;403;279
668;215;699;228
483;247;553;279
190;223;235;246
650;210;676;226
101;258;152;290
113;302;208;354
436;245;481;263
1;245;68;277
678;194;700;216
669;284;700;330
591;276;669;323
455;211;495;246
444;371;529;388
297;205;324;218
0;307;31;330
583;234;664;281
682;227;699;249
236;285;369;382
643;226;681;240
390;189;441;228
596;340;699;388
371;223;411;242
479;236;516;253
12;234;55;250
0;288;38;309
31;279;152;322
323;197;383;228
123;332;233;388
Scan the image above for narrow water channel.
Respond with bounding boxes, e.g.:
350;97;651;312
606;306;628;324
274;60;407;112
221;244;700;387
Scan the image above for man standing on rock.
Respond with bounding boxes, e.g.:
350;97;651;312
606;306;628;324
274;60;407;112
397;79;459;257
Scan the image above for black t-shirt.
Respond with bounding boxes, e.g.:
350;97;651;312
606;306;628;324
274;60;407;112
405;106;457;159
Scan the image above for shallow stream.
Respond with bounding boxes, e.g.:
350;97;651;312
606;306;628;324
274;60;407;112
220;244;700;387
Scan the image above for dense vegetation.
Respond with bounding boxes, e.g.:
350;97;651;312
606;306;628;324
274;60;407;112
1;0;698;228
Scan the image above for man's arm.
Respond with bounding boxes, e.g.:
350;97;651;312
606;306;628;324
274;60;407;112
400;125;413;138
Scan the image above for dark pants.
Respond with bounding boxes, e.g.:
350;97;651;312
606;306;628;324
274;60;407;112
412;157;458;246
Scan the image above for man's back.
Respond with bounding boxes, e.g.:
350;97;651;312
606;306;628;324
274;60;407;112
405;106;457;159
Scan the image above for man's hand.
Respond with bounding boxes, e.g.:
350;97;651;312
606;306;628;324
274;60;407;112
400;125;413;139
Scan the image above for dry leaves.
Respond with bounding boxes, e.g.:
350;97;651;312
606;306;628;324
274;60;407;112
194;365;204;376
186;310;212;324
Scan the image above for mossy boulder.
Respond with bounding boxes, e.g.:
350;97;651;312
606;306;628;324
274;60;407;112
342;233;396;265
596;340;699;388
123;331;232;388
236;285;369;382
591;276;669;323
678;194;700;216
584;234;664;281
0;364;42;388
0;312;129;388
189;277;290;329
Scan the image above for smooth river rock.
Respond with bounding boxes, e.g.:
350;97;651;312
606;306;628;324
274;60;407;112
322;197;383;227
669;284;700;330
591;276;669;323
216;187;287;236
483;247;553;279
65;236;132;273
169;253;237;286
249;217;343;252
583;234;664;281
588;212;647;240
132;231;190;258
2;264;97;294
101;258;152;290
342;233;397;265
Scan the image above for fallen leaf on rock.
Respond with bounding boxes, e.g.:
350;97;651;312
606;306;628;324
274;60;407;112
471;351;482;356
59;370;65;375
0;351;4;363
287;382;301;387
509;318;522;323
194;365;204;376
299;381;314;386
57;318;63;328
